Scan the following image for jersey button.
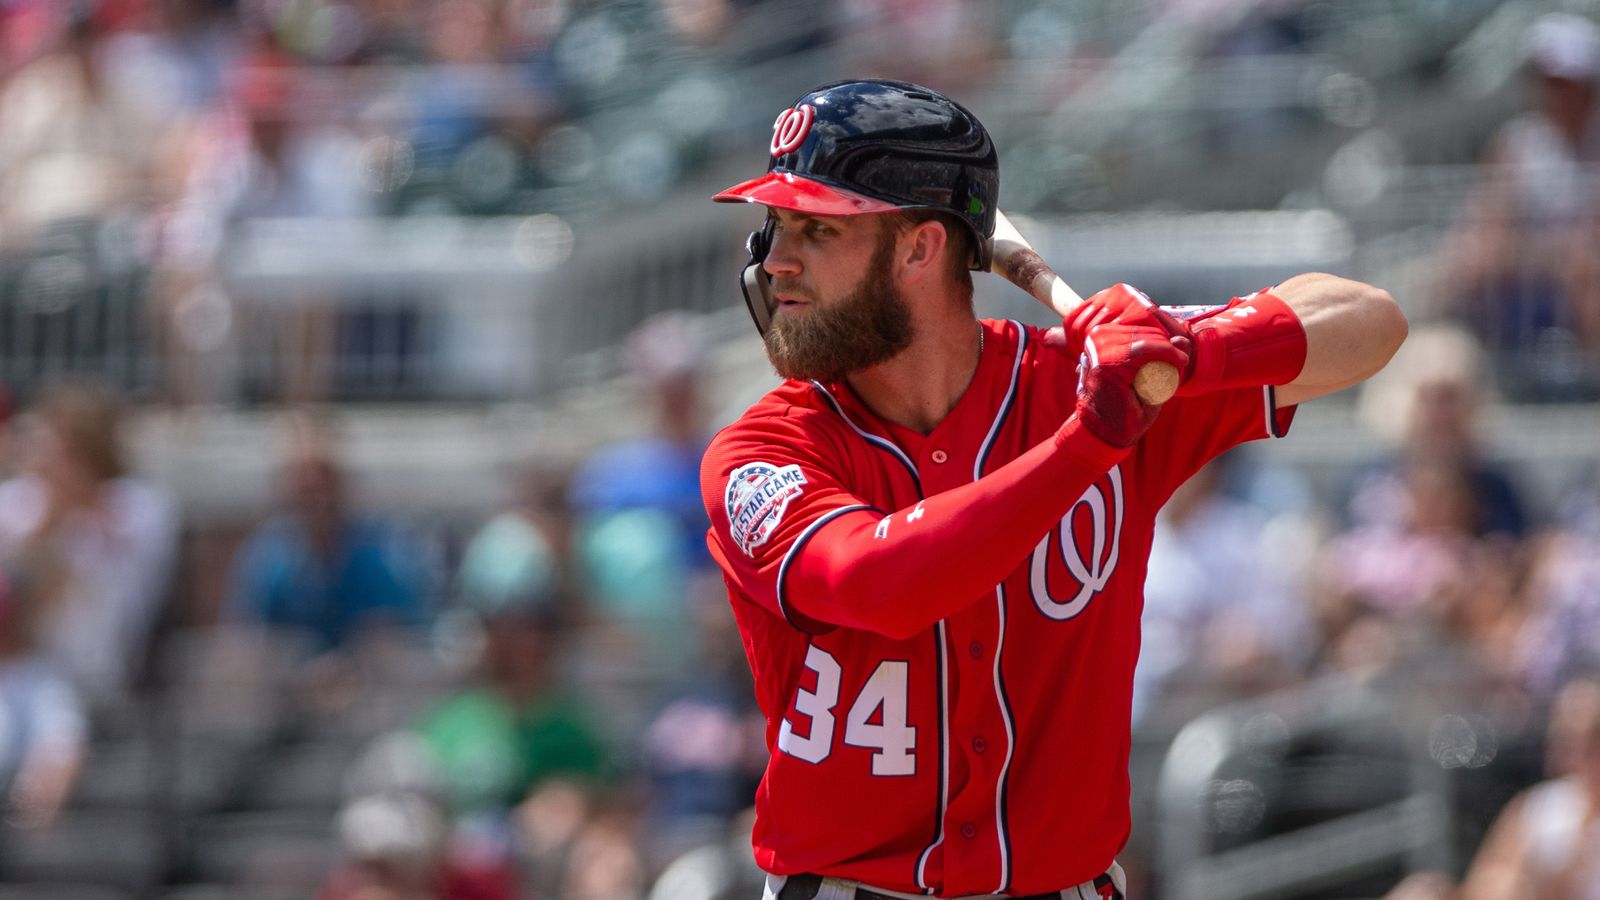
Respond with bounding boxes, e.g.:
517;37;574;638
968;641;982;659
960;823;977;840
931;449;949;464
972;736;987;753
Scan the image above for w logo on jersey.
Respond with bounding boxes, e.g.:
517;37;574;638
1029;466;1123;619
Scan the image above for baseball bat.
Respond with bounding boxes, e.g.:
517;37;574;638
988;210;1179;404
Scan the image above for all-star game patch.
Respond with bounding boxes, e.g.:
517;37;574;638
725;462;808;557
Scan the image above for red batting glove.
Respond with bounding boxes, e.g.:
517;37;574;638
1059;283;1192;353
1175;290;1307;397
1071;323;1190;449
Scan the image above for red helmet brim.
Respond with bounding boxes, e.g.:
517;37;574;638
712;172;901;216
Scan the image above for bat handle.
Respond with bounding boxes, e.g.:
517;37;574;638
990;211;1180;405
1133;361;1179;405
1040;268;1180;404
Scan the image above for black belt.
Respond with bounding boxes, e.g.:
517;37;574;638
777;872;1124;900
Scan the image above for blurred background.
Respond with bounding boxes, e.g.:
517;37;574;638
1;0;1599;898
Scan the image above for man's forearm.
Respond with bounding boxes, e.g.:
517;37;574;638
1271;273;1407;408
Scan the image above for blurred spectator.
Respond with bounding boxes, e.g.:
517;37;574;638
1198;3;1315;164
0;13;171;251
496;0;569;146
0;552;88;829
704;0;835;66
211;52;373;223
1135;452;1315;726
99;0;243;119
661;0;731;48
227;413;428;652
320;791;519;900
1457;676;1600;899
462;463;575;615
408;0;508;192
516;777;595;897
0;11;184;411
1436;13;1600;400
1351;324;1528;540
571;313;714;674
1312;455;1524;682
1518;471;1600;701
638;586;765;864
558;804;648;900
154;49;374;403
571;312;711;560
0;380;180;708
413;504;610;817
839;0;994;89
355;0;431;64
1310;325;1534;691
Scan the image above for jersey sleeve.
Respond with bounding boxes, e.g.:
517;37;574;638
703;406;1133;640
701;410;880;634
1134;384;1296;505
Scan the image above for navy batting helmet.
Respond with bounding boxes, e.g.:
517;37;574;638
715;79;1000;332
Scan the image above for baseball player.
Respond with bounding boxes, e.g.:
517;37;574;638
700;79;1407;900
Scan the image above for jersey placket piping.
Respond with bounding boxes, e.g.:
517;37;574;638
808;381;944;895
973;321;1025;894
915;620;949;895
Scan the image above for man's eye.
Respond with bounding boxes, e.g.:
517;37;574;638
806;222;832;238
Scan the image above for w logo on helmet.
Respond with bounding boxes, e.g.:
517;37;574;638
715;80;1001;268
771;104;815;156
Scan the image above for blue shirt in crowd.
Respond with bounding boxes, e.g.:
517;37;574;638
229;516;426;650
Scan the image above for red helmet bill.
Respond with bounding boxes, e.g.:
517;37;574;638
713;172;901;217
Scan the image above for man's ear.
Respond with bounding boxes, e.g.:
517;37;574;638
897;219;949;286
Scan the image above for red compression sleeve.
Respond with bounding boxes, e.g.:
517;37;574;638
783;418;1128;640
1177;291;1307;396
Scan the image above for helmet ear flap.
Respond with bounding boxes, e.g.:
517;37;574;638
740;220;777;336
748;219;772;261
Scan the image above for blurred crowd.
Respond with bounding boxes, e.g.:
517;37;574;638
1;312;1599;897
0;0;699;405
3;0;1599;405
2;0;1600;898
0;0;1009;406
1434;12;1600;400
0;314;777;898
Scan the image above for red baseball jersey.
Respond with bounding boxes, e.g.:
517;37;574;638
701;317;1295;897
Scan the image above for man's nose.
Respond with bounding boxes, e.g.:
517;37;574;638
763;229;801;277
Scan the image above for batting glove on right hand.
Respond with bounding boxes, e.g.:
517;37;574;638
1075;323;1190;448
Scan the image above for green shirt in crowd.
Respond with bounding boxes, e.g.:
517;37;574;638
417;688;611;812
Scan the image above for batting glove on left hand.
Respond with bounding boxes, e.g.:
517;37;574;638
1050;284;1194;359
1075;283;1190;347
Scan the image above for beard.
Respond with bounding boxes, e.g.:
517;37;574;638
762;234;914;383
